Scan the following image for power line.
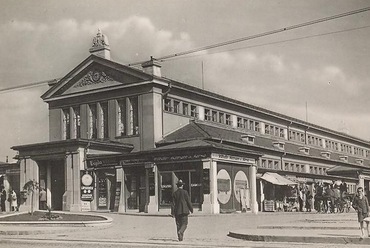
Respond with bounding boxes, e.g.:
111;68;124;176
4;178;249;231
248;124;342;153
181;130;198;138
0;80;53;94
1;6;370;94
163;25;370;61
128;6;370;66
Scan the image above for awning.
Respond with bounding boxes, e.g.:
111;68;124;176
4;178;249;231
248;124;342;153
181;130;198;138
260;172;297;186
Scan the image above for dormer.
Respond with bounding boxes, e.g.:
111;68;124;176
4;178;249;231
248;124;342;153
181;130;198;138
339;155;348;162
356;158;364;165
299;146;310;155
241;134;255;144
321;151;331;159
273;141;285;150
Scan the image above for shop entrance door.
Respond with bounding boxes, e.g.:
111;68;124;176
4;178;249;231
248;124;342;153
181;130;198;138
50;162;65;210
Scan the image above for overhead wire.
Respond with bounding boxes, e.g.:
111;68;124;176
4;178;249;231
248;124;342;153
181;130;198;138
128;6;370;66
163;25;370;61
0;6;369;94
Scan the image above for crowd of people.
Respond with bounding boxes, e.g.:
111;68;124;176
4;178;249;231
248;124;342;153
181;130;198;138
313;180;351;213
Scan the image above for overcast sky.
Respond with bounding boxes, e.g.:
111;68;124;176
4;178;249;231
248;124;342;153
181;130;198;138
1;0;370;162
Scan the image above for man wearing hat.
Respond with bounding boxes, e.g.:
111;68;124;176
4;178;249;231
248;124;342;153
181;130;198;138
171;179;193;241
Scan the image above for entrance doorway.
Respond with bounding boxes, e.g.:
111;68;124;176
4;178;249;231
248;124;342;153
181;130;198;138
50;161;65;210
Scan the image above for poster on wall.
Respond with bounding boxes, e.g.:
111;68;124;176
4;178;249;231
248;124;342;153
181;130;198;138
80;170;94;201
234;171;249;212
217;169;231;204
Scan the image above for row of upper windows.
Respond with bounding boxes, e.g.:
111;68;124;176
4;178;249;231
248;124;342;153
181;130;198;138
163;97;370;158
260;158;328;176
62;97;139;140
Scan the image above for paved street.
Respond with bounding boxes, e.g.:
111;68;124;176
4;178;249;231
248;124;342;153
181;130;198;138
1;211;370;247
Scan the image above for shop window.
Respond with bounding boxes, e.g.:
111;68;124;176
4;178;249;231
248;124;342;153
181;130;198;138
159;172;172;205
190;172;201;204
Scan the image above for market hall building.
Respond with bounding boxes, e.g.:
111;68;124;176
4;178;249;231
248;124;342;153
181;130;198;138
12;30;370;214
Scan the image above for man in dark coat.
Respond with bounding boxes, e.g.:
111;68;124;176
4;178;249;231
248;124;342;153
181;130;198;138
171;179;193;241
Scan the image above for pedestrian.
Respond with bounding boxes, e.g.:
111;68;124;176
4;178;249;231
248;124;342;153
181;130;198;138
340;180;347;199
10;189;18;211
171;179;193;242
0;186;6;212
352;187;370;240
306;190;312;212
39;188;47;210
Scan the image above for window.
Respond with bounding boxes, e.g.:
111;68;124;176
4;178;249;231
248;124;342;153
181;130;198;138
99;102;109;138
237;117;244;128
182;103;189;115
190;105;197;118
88;104;97;139
72;107;80;138
117;99;126;136
211;111;217;122
63;108;70;140
204;109;211;121
173;100;180;114
164;99;172;112
128;97;139;135
218;112;225;124
225;114;232;125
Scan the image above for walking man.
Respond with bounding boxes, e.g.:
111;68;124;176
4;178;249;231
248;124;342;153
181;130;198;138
171;179;193;241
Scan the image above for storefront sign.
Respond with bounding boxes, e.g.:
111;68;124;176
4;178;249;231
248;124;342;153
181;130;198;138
212;153;255;164
88;158;118;168
81;171;94;201
154;153;207;162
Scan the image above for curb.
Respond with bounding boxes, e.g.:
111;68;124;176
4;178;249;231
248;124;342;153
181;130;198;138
228;231;370;245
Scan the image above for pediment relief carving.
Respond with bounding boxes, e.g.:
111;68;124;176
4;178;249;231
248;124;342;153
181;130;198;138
73;70;114;88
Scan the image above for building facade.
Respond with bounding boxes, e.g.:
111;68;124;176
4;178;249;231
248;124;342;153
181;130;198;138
12;31;370;214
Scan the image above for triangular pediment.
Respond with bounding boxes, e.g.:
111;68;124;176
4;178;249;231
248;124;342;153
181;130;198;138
42;55;153;100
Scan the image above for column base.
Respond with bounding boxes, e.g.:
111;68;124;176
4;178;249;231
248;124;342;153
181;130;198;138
201;194;220;214
146;196;158;213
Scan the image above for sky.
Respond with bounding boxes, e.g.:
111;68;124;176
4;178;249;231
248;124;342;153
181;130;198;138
1;0;370;162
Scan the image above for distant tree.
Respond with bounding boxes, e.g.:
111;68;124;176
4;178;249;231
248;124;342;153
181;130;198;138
23;180;39;215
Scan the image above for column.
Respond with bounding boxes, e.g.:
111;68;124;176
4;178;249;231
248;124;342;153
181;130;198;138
146;163;159;213
201;160;219;214
19;157;39;212
116;168;126;213
358;175;365;189
249;163;258;214
64;151;82;212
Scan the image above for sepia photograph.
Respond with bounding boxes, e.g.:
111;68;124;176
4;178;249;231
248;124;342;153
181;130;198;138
0;1;370;247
